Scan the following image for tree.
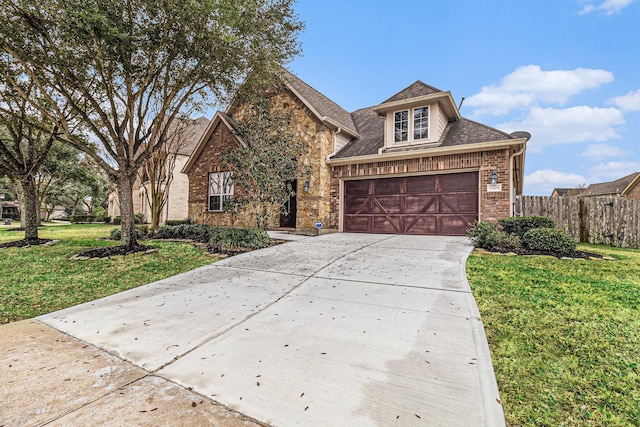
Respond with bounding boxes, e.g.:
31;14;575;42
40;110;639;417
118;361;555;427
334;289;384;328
0;75;60;240
40;147;109;220
1;0;302;247
138;117;198;231
220;104;309;229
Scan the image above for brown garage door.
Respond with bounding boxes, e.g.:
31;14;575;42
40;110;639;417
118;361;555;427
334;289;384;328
343;172;478;235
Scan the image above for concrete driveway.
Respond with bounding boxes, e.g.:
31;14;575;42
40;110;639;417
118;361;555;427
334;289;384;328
7;233;504;426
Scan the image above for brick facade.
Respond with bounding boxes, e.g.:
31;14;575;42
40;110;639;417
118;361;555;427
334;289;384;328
186;91;334;232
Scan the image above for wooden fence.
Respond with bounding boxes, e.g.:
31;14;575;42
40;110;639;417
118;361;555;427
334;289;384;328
516;195;640;248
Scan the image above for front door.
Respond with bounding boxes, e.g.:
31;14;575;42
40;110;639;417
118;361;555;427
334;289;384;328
279;180;297;228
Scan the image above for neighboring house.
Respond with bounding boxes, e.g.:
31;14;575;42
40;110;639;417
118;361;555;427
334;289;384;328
107;117;210;224
580;172;640;198
183;70;529;236
550;188;584;197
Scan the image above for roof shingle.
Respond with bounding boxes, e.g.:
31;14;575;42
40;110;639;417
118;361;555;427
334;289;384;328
581;172;640;196
281;69;358;135
382;81;443;103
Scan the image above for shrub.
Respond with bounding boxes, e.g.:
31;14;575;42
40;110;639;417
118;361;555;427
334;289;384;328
69;214;95;224
109;226;149;241
113;216;122;225
104;216;112;224
467;221;499;249
209;227;273;253
154;223;215;242
134;213;145;224
499;216;556;239
522;227;577;255
165;218;192;226
467;221;521;252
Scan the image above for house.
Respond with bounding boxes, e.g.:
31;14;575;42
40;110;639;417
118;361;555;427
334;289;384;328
183;70;529;236
580;172;640;198
550;188;584;197
107;116;210;224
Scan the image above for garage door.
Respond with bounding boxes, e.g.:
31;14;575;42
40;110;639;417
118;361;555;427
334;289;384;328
343;172;478;235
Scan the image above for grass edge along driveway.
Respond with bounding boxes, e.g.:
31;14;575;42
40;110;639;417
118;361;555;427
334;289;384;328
0;223;218;324
467;244;640;427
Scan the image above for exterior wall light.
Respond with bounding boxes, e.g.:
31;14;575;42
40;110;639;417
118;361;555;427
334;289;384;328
303;180;310;192
489;171;498;185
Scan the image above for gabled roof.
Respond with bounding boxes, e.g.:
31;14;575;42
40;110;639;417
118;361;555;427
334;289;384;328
181;111;239;174
581;172;640;196
281;69;358;136
332;114;518;159
551;188;584;197
382;81;443;103
174;117;210;156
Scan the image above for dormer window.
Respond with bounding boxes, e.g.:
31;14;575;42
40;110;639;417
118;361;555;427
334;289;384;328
413;107;429;140
394;110;409;142
394;106;429;144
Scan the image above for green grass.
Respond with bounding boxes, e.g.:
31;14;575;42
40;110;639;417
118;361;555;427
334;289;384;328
467;244;640;426
0;223;218;323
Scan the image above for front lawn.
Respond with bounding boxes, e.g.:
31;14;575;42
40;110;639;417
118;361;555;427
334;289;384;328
0;223;217;323
467;245;640;426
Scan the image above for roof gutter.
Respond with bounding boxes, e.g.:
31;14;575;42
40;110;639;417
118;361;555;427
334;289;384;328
327;138;528;166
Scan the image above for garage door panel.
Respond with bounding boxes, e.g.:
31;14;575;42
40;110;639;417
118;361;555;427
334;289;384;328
372;196;402;214
405;175;436;193
345;196;371;214
344;216;371;232
405;195;437;213
374;179;402;195
373;216;401;234
405;216;437;235
440;173;478;191
345;180;371;195
440;216;474;235
343;172;478;236
440;194;478;214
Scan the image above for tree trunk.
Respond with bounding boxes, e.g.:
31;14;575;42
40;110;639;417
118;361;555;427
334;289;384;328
116;173;138;247
21;174;39;241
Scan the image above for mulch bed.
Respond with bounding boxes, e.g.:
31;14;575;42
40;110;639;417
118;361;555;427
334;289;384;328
477;247;613;260
73;244;153;259
0;239;53;248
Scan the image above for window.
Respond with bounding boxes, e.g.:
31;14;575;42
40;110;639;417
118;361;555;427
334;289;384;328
394;110;409;142
208;172;234;211
393;106;429;144
413;107;429;140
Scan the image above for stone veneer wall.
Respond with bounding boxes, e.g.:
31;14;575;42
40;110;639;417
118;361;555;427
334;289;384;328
329;148;512;229
187;90;334;232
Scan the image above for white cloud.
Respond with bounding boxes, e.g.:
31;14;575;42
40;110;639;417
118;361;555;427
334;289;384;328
525;169;587;195
609;89;640;112
581;143;628;159
588;161;640;180
497;106;625;152
465;65;614;116
579;0;634;15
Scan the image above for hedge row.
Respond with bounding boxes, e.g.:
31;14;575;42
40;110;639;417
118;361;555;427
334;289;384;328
112;223;274;254
468;216;577;255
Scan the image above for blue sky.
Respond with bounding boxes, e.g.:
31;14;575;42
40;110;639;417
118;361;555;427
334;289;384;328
286;0;640;195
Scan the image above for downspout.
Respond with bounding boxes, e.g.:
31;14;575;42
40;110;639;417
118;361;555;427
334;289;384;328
509;143;527;217
327;126;342;160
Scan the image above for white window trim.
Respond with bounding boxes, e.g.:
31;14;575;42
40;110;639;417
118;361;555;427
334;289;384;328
392;106;430;146
208;171;234;212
